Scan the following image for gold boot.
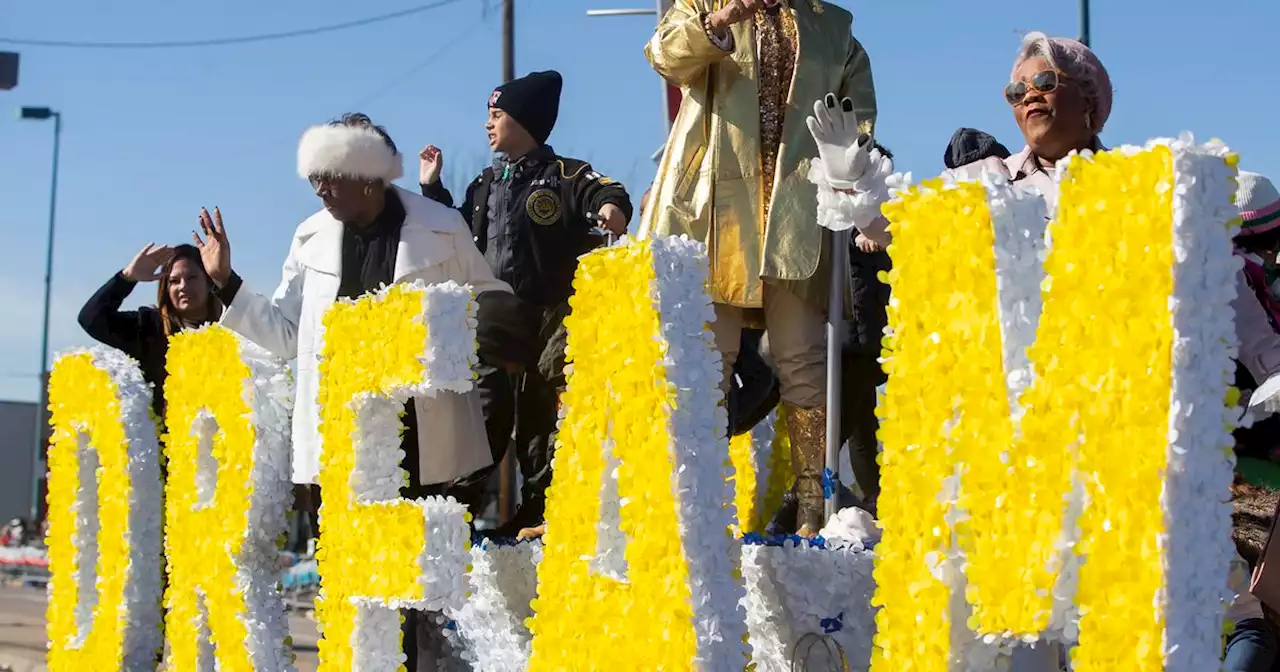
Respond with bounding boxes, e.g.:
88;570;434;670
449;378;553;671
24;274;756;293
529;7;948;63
785;403;828;538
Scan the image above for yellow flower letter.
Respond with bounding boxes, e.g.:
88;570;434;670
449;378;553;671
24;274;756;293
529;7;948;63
314;281;473;671
872;138;1239;671
46;347;163;671
527;237;748;671
163;326;294;671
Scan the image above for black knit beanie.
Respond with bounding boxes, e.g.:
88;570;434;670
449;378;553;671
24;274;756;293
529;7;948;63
489;70;563;145
943;127;1011;170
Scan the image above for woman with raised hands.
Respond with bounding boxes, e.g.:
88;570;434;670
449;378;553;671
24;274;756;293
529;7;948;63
77;241;223;417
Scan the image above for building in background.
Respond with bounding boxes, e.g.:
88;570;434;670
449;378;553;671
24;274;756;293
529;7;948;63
0;402;36;525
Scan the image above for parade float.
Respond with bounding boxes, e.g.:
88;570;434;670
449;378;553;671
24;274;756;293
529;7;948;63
41;135;1242;671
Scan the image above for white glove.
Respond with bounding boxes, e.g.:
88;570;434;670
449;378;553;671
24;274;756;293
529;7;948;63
806;93;873;190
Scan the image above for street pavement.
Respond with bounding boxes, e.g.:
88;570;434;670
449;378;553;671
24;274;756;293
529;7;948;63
0;583;320;671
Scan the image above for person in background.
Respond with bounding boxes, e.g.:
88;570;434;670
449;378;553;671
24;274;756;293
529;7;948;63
197;112;528;670
1230;172;1280;462
1225;544;1276;672
78;243;222;417
840;143;895;513
418;70;633;539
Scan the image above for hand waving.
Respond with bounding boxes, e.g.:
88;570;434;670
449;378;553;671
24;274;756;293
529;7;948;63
192;207;231;287
419;145;443;186
121;243;175;282
806;93;876;189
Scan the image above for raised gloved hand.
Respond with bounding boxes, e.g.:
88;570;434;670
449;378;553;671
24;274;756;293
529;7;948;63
805;93;891;190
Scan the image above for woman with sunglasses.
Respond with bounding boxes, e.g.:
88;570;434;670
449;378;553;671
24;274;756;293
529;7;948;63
946;33;1280;672
948;31;1110;202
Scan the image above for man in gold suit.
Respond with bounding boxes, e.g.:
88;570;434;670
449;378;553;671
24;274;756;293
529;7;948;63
641;0;877;536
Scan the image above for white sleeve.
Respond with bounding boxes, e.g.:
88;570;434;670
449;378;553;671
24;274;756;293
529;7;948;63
219;236;305;360
1235;268;1280;384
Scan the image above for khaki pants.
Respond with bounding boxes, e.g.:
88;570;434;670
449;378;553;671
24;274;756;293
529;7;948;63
712;284;827;409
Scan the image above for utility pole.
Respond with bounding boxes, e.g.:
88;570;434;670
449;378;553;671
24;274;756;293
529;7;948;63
502;0;514;83
1079;0;1091;47
497;0;518;526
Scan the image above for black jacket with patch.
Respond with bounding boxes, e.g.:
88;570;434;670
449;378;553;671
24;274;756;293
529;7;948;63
421;146;633;308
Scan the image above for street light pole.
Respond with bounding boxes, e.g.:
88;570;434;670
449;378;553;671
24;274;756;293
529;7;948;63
20;106;62;524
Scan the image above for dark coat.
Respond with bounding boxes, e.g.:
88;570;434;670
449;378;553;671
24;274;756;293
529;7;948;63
422;146;633;308
847;244;891;364
77;272;170;416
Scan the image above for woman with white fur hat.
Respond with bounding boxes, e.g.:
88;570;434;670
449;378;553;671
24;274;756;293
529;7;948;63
191;112;528;669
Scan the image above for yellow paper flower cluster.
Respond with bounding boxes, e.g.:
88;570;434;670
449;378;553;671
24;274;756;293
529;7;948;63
527;240;699;671
1053;147;1174;672
728;432;758;534
163;326;259;671
312;280;473;665
874;148;1180;669
871;179;993;670
46;354;137;670
313;284;441;670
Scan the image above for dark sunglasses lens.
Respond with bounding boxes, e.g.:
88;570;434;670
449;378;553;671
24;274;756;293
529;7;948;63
1030;70;1059;93
1004;81;1026;105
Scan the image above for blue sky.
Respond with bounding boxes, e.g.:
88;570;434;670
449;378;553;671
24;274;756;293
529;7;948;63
1;0;1277;402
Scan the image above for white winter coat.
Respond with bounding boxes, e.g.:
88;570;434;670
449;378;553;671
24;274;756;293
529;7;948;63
221;186;510;485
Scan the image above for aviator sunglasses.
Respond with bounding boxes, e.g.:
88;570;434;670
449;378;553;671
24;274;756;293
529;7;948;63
1004;69;1065;106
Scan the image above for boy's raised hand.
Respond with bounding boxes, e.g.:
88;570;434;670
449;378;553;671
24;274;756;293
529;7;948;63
419;145;443;186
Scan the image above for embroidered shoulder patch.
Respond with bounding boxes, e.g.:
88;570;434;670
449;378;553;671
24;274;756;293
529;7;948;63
585;170;616;186
527;188;563;226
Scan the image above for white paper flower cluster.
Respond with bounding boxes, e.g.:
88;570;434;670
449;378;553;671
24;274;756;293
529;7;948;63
650;235;751;669
808;151;897;233
750;410;777;522
443;538;878;671
228;339;297;671
739;540;877;672
415;279;480;394
444;541;543;671
1158;134;1241;672
47;346;165;671
984;173;1049;417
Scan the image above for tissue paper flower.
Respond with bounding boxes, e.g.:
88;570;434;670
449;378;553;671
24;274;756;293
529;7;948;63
162;325;295;671
313;281;473;671
740;538;877;672
526;236;748;671
445;536;879;671
728;412;777;535
872;137;1238;671
444;540;543;671
46;347;163;671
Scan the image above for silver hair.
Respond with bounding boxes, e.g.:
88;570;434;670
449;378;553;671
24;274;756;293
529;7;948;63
1013;31;1114;132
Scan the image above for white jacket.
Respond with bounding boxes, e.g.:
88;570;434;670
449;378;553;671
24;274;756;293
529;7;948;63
221;186;511;485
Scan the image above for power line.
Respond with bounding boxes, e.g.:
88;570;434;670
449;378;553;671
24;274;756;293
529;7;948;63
0;0;467;49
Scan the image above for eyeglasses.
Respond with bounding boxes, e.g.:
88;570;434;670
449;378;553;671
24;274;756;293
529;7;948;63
1004;69;1065;106
309;175;337;193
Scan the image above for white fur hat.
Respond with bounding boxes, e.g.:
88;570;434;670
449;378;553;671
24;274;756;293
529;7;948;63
296;123;404;183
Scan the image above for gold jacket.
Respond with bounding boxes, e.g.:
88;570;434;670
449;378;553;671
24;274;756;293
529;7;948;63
639;0;877;309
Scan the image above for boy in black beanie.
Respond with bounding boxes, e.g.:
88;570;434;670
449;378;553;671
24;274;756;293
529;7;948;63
419;69;634;539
